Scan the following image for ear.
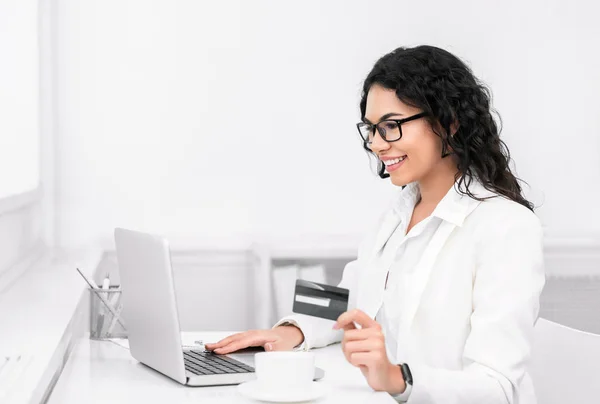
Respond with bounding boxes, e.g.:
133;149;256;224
450;120;460;137
441;119;459;158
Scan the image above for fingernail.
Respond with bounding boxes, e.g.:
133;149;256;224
265;343;272;351
332;323;339;330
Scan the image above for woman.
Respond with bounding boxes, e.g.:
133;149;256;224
206;45;545;403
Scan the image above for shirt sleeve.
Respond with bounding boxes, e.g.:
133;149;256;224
271;319;308;351
390;373;412;402
272;259;361;350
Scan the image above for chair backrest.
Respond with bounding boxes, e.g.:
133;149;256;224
530;318;600;404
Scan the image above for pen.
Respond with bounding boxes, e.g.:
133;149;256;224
98;274;110;335
102;274;111;291
75;268;126;330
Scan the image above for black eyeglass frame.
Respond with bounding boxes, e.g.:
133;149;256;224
356;112;428;147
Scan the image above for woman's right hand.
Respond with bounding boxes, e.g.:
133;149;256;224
204;325;305;354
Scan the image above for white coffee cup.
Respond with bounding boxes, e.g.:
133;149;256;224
253;351;315;390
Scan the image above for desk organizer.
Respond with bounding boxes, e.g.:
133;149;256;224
89;286;127;339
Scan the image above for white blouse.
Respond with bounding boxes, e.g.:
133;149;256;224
376;183;443;364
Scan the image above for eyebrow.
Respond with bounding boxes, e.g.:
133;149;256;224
363;112;404;124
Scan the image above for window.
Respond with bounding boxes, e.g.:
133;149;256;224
0;0;39;201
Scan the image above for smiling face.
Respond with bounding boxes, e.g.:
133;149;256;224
363;84;455;187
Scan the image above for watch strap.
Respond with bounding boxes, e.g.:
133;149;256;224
400;363;413;386
391;363;413;402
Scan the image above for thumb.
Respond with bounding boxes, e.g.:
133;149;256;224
263;336;284;351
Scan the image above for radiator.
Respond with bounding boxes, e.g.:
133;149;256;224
542;239;600;334
540;275;600;334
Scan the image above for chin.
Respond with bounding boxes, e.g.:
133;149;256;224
388;173;413;187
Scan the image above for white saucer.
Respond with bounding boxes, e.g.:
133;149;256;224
237;380;327;402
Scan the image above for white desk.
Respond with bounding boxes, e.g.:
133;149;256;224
0;247;103;404
48;332;396;404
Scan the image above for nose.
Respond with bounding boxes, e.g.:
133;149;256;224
369;129;390;155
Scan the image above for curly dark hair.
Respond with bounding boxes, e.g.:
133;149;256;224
359;45;534;211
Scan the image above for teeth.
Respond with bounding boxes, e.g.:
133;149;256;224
383;156;406;166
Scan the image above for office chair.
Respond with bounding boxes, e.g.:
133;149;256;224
530;317;600;404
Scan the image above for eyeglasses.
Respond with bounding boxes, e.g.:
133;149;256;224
356;112;427;150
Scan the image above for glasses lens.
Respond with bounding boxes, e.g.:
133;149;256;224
378;120;401;142
357;123;373;143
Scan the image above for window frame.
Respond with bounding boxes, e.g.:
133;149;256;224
0;188;41;216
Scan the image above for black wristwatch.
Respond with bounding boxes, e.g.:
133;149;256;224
400;363;413;386
392;363;413;401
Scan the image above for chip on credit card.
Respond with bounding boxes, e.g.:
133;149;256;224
292;279;349;321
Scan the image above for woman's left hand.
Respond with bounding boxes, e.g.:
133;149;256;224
334;309;406;394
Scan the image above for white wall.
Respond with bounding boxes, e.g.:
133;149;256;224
54;0;600;248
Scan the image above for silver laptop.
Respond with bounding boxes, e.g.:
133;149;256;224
114;228;324;386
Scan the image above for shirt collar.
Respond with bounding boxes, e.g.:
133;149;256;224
392;176;496;227
393;181;421;214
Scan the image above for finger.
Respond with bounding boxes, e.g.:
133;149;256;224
343;339;385;355
348;351;385;368
207;331;257;350
214;339;264;354
214;334;277;354
342;327;382;343
340;321;357;332
213;341;249;354
341;328;379;363
334;309;380;330
205;333;246;350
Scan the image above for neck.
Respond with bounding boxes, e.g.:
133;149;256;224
417;163;460;207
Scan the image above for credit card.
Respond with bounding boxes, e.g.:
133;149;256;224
292;279;349;321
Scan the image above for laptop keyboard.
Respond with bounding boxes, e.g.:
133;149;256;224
183;350;255;376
